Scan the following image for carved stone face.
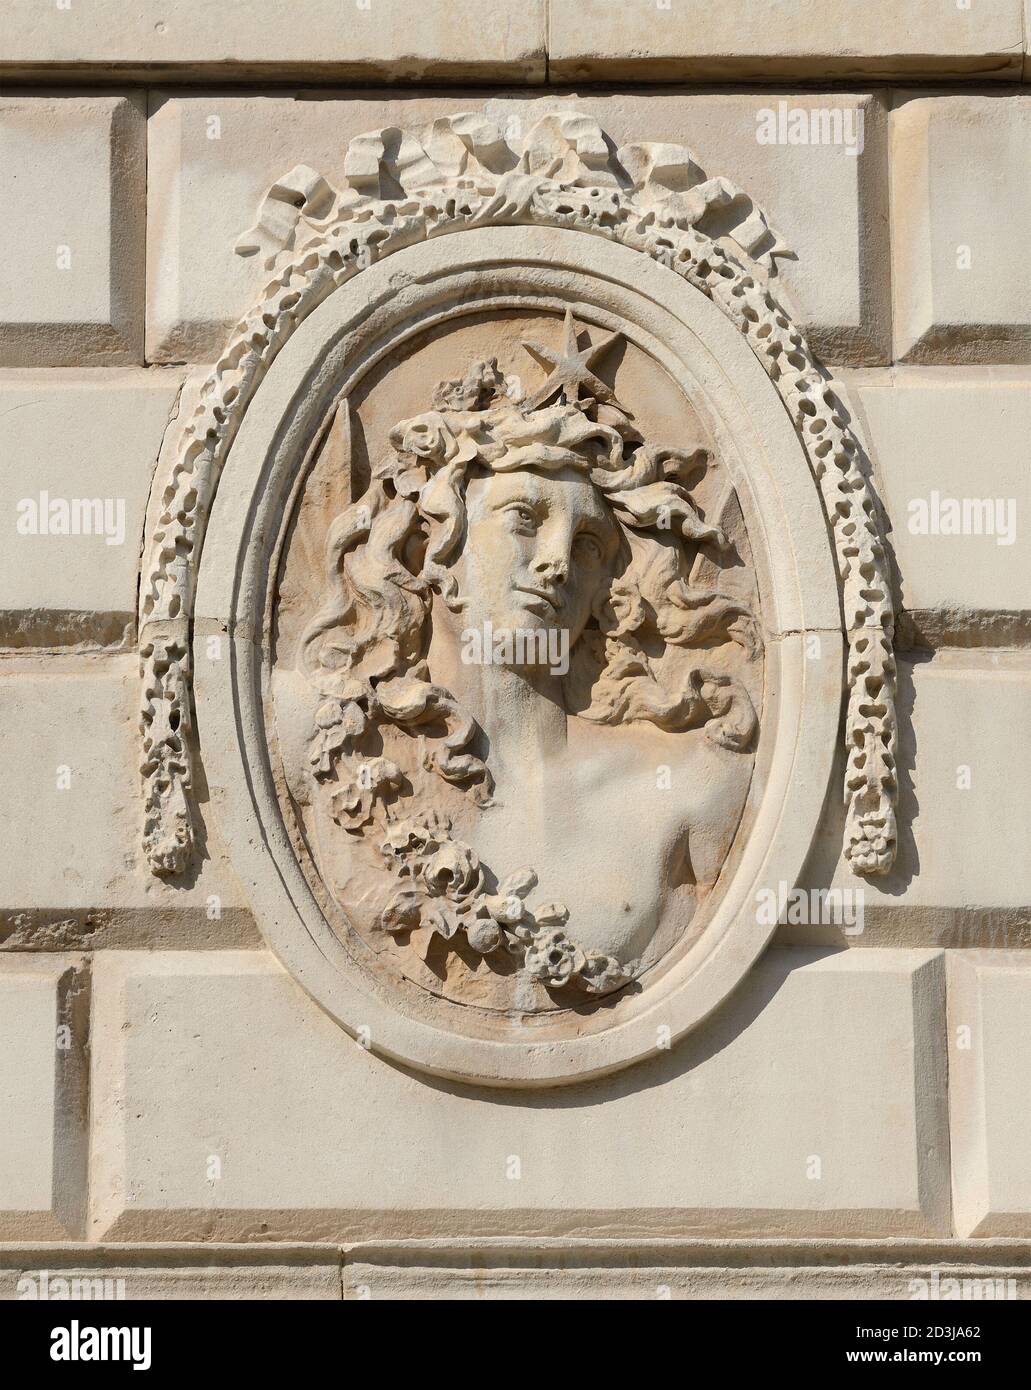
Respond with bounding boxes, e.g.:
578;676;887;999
448;464;620;658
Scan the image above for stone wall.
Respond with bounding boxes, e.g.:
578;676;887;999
1;3;1030;1300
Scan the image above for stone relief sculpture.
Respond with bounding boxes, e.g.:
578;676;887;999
290;323;760;1003
137;106;898;1063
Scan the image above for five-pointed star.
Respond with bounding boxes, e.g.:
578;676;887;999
520;309;622;410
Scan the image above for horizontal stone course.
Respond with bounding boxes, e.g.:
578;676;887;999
549;0;1025;81
0;1;547;81
0;0;1022;81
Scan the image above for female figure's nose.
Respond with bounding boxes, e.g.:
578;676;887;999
531;550;568;585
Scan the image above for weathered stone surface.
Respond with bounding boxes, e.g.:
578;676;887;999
146;91;888;364
0;369;184;647
0;659;254;942
844;367;1031;621
0;95;145;366
0;1246;340;1300
2;62;1027;1292
0;1;547;82
892;94;1031;362
948;953;1031;1237
549;0;1024;82
0;956;87;1239
342;1241;1031;1299
491;93;890;365
88;948;949;1241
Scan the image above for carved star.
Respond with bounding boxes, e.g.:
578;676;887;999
520;309;622;410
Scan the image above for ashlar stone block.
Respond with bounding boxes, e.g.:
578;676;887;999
88;948;950;1242
0;955;88;1240
0;94;145;366
0;368;184;649
892;95;1031;363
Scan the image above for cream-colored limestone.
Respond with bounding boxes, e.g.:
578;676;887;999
0;95;145;366
342;1243;1031;1300
948;953;1031;1237
1;1240;1028;1300
88;948;949;1241
0;369;184;648
494;93;889;365
799;655;1031;939
0;956;87;1239
184;216;860;1083
146;92;888;365
892;94;1031;363
0;1247;341;1300
0;659;254;944
0;1;546;82
844;367;1031;633
549;0;1024;82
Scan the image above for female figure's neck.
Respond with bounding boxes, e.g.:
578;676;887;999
428;599;567;781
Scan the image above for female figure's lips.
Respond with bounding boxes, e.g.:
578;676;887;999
512;585;560;612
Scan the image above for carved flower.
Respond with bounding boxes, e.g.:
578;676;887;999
309;698;367;779
577;953;631;995
329;779;369;829
524;930;586;989
380;887;423;934
423;901;462;941
329;757;402;830
420;839;482;902
379;809;450;864
393;412;459;465
482;867;539;926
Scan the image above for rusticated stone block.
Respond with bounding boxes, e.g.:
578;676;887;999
0;955;88;1239
0;659;254;942
892;94;1031;363
88;948;949;1241
146;91;889;365
845;366;1031;632
0;94;145;366
0;368;184;648
948;953;1031;1237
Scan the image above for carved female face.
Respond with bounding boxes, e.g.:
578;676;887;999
448;463;620;656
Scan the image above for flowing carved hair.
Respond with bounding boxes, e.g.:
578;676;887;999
300;359;758;803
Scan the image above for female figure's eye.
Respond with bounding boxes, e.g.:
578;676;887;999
505;503;538;532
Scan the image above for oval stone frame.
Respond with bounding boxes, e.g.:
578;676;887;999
191;226;844;1087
